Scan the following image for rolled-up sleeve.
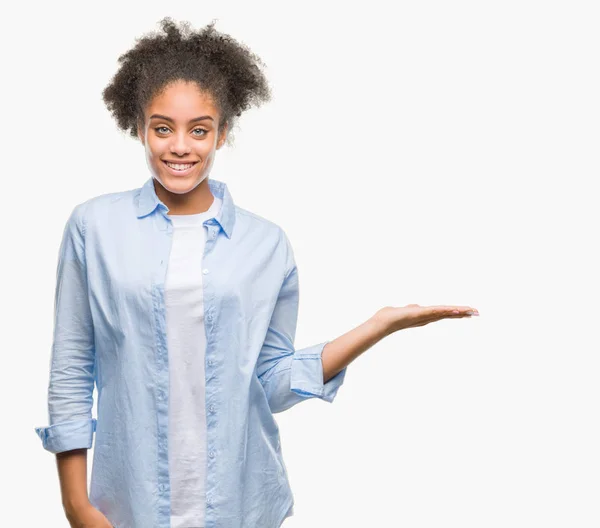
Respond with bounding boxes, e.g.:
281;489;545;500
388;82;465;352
256;232;347;414
34;203;97;454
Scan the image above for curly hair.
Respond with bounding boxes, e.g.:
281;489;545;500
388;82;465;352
102;17;272;146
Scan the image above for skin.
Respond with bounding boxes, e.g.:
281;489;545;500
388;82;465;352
137;79;228;215
60;78;479;527
132;81;482;384
60;79;231;528
322;304;480;384
56;448;113;528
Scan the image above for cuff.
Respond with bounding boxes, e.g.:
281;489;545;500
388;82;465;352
35;418;97;454
290;341;347;403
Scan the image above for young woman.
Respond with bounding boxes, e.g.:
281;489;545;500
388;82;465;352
34;18;479;528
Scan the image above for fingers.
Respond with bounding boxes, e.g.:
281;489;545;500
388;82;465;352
414;310;477;328
428;305;479;317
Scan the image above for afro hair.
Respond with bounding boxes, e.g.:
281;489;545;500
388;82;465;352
102;17;272;146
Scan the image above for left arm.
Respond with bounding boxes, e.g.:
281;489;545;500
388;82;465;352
258;298;478;413
257;230;479;412
321;314;390;383
256;261;348;414
322;303;480;383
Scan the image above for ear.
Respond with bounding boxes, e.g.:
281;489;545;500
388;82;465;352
216;122;228;150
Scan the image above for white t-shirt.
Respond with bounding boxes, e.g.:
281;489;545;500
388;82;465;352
165;194;223;528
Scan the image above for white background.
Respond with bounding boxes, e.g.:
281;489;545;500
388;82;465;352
3;0;599;526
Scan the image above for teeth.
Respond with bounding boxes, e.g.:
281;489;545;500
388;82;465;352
166;162;195;170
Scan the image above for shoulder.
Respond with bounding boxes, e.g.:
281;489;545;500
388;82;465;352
70;186;140;232
235;204;277;227
234;205;285;238
234;205;295;274
86;186;139;212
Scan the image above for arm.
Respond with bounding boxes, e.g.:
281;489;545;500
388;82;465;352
56;449;91;522
255;233;480;414
34;203;97;509
322;303;481;383
321;314;390;384
256;262;347;414
256;231;348;413
57;452;113;527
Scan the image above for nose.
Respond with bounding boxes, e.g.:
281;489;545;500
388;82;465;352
170;132;191;156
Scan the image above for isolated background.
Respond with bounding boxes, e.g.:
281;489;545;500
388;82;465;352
3;0;598;526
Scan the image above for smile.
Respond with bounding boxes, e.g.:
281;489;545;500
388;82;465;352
162;160;199;176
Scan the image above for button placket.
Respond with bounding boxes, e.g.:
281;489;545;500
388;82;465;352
154;216;173;515
203;224;218;518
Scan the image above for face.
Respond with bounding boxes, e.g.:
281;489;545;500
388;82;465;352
137;80;227;195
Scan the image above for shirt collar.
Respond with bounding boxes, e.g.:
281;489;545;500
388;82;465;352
136;177;236;239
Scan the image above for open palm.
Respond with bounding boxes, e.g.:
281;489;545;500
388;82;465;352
375;304;479;335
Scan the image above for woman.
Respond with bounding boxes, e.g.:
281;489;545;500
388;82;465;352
34;18;479;528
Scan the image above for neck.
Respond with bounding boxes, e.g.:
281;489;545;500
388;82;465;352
154;178;214;215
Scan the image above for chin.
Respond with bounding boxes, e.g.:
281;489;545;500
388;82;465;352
157;173;206;194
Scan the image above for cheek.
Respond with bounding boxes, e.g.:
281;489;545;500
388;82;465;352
145;140;163;162
200;144;218;161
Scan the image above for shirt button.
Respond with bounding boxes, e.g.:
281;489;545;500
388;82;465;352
208;359;214;366
209;451;215;458
209;404;216;413
206;313;213;322
207;497;212;505
202;269;209;275
159;484;166;492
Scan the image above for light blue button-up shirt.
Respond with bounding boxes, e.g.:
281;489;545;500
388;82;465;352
35;176;348;528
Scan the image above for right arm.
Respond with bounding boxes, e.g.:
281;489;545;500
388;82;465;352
56;449;92;524
34;204;109;526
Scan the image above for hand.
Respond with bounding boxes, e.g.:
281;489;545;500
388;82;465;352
67;503;114;528
374;304;479;335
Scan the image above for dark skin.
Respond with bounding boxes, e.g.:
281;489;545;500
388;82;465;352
132;79;481;384
61;78;479;527
137;79;228;215
59;80;232;528
57;449;113;527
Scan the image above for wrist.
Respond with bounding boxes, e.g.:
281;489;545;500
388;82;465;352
371;307;396;338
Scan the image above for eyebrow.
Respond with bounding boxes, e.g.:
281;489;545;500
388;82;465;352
149;114;214;123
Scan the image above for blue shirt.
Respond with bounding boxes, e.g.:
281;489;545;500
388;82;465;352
35;176;348;528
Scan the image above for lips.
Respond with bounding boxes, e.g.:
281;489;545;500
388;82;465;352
162;160;199;177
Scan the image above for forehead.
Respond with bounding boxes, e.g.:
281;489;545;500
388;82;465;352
147;80;218;119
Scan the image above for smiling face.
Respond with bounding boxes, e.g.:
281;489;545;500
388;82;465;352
137;79;227;198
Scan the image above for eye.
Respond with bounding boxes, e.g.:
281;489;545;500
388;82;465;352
192;128;208;137
154;126;170;134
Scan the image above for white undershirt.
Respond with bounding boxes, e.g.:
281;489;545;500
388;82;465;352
165;195;222;528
